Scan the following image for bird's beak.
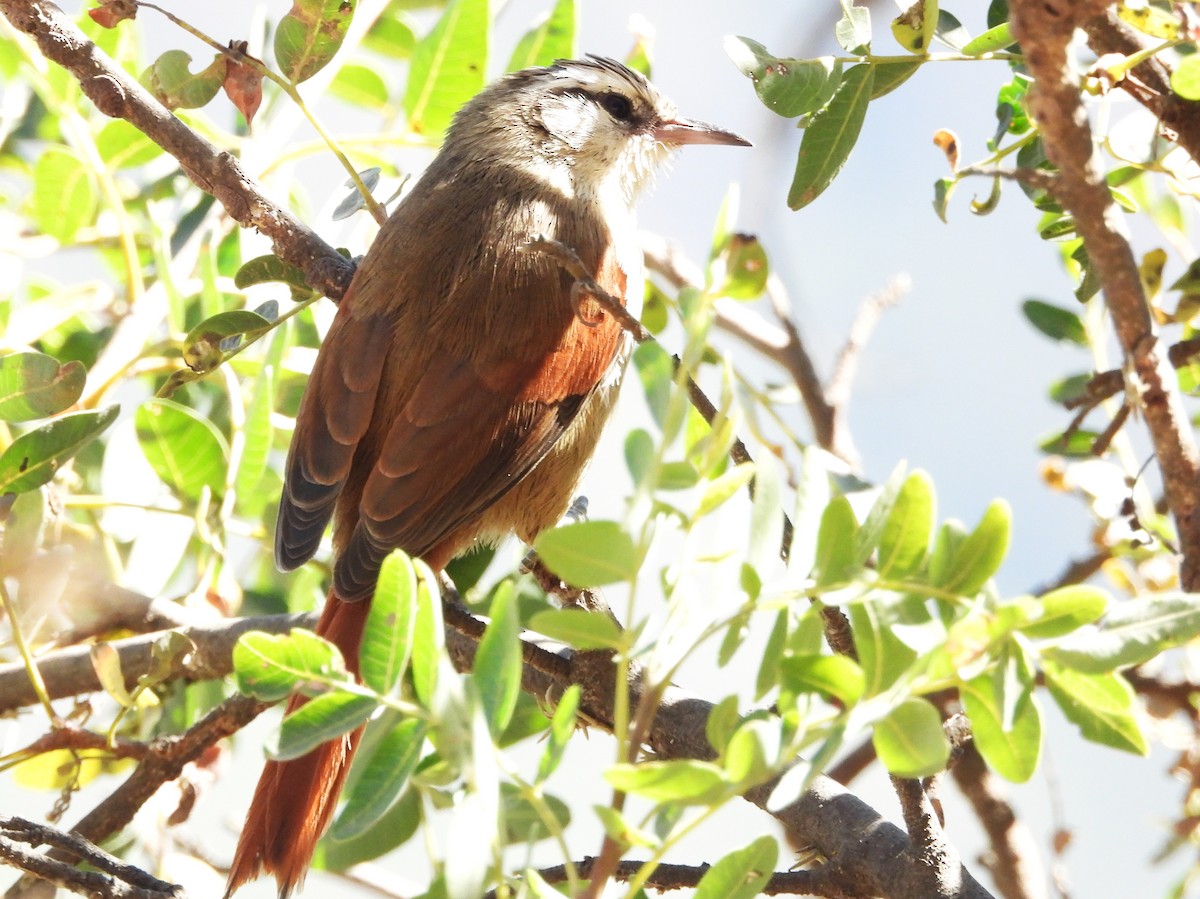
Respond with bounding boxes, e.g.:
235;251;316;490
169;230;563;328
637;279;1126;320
654;117;751;147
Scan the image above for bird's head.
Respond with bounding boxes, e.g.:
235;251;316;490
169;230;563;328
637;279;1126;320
447;55;750;204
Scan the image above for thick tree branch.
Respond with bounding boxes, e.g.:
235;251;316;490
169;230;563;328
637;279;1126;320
0;612;314;713
1011;0;1200;590
0;0;355;300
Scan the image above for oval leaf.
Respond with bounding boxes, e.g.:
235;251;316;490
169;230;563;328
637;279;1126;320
232;629;351;702
0;406;118;495
135;399;228;500
275;0;357;84
474;580;522;735
404;0;488;139
605;759;729;805
360;549;418;694
694;835;778;899
0;352;86;422
789;62;874;209
33;147;96;244
534;519;637;587
725;36;839;118
872;698;950;778
936;499;1010;595
528;608;623;650
507;0;575;71
272;692;377;760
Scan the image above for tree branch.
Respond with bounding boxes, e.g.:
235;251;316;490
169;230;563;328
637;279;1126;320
951;745;1048;899
0;816;187;899
0;612;315;714
0;0;355;301
1011;0;1200;590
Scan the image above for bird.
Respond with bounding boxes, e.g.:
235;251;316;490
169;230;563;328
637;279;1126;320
225;55;749;897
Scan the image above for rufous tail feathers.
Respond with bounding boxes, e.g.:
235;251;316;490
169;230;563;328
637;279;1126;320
225;593;369;898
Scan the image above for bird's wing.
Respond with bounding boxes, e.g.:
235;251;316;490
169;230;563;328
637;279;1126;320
332;284;626;600
275;305;390;572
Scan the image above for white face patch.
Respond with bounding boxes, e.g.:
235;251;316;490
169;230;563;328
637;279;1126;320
538;95;593;151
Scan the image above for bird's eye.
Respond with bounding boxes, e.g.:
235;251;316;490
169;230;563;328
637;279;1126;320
599;92;634;122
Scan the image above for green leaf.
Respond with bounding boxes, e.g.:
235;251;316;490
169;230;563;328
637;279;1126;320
528;608;623;650
933;176;957;222
142;49;226;108
835;3;872;53
0;352;86;421
183;310;274;372
95;120;162;168
362;10;416;59
747;454;783;572
605;759;729;804
870;58;921;99
658;460;699;490
1043;661;1147;754
698;462;756;518
326;786;421;869
404;0;488;139
501;783;569;845
135;399;228;501
275;0;357;84
233;629;352;702
90;643;134;707
851;462;906;570
534;520;638;587
811;495;860;586
755;609;788;701
410;569;443;706
781;654;865;705
1044;593;1200;672
330;62;390;109
724;37;839;118
891;0;938;54
961;22;1014;56
475;580;522;735
1018;585;1109;639
32;147;96;244
961;648;1041;782
877;469;934;579
234;363;275;500
693;835;778;899
935;499;1010;595
789;63;874;209
537;684;580;782
274;692;377;760
234;254;314;295
633;340;673;427
872;698;949;777
1022;299;1088;345
624;427;654;485
1172;55;1200;101
333;718;427;838
360;550;418;694
507;0;575;71
849;601;916;697
0;406;118;495
714;234;770;300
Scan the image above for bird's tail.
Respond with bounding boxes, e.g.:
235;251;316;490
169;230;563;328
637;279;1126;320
225;591;370;898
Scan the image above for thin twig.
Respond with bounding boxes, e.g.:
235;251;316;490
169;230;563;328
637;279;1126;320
0;816;187;898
